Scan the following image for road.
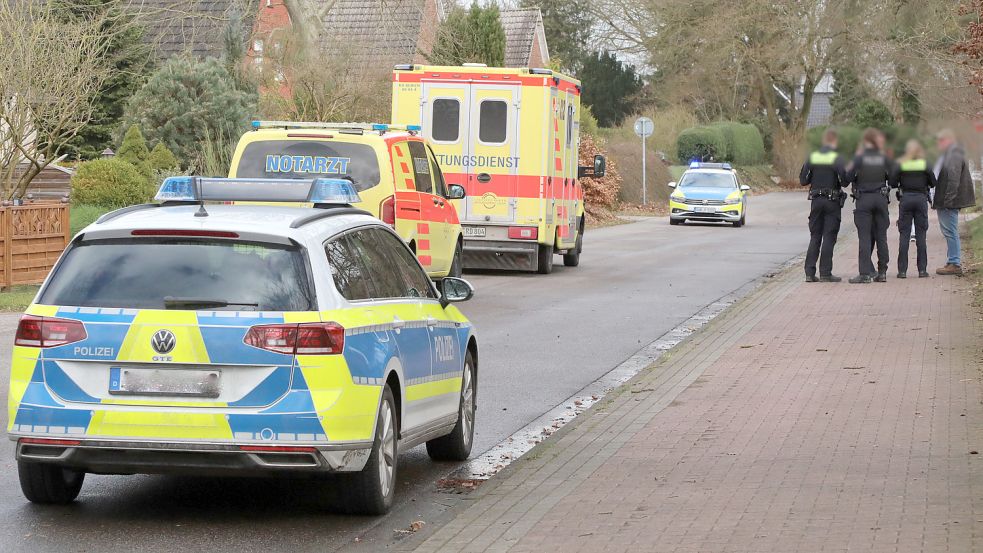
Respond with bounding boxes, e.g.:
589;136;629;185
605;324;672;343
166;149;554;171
0;192;810;552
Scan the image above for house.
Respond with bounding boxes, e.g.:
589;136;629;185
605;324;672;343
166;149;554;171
130;0;255;60
795;73;835;129
499;8;549;68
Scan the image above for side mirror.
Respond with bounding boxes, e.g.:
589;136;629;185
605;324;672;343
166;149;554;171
577;154;606;178
446;184;466;200
668;182;677;188
440;277;474;308
740;185;750;191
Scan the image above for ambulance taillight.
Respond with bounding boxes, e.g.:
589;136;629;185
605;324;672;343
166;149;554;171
380;196;396;226
508;227;539;240
15;315;87;348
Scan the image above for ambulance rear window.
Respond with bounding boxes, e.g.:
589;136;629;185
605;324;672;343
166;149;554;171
479;100;508;144
432;99;460;142
40;238;315;311
235;140;381;191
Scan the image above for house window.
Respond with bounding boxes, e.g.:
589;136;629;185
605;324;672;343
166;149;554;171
478;100;508;144
253;39;264;53
431;98;460;143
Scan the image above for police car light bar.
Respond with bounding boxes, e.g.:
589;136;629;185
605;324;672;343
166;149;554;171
156;177;362;205
689;161;734;170
251;121;420;133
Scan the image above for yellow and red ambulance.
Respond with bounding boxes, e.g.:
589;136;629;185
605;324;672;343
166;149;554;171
229;122;466;279
391;64;605;274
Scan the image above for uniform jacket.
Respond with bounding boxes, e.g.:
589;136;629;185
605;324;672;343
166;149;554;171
889;159;937;194
847;148;891;192
934;144;976;210
799;146;847;191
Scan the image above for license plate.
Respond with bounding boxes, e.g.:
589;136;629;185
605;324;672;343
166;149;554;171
694;206;716;213
463;226;486;238
109;367;221;398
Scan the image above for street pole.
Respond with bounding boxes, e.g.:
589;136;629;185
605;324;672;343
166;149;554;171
642;133;647;205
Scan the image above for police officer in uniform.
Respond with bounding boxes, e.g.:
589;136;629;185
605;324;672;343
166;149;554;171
890;139;936;278
847;129;892;284
799;128;848;282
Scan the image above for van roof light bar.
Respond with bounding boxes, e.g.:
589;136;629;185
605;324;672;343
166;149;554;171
250;121;416;134
155;177;361;205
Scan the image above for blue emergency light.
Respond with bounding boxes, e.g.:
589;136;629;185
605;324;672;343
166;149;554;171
406;125;422;132
309;178;362;204
372;124;389;132
154;177;362;205
689;161;733;170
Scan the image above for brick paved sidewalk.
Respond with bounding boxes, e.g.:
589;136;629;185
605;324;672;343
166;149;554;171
408;215;983;553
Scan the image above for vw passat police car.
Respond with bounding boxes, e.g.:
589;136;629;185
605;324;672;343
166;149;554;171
668;162;751;227
7;177;478;515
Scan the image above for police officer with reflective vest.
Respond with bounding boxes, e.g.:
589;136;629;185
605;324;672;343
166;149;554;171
799;128;848;282
890;139;937;278
847;129;893;284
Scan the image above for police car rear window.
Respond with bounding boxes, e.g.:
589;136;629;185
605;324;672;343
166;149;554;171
235;140;381;191
40;238;315;311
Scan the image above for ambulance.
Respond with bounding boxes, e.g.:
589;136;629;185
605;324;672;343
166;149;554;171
229;122;466;280
391;64;606;274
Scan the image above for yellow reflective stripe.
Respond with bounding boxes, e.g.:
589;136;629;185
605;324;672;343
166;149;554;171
7;346;41;430
86;410;234;439
406;377;462;401
901;159;927;172
810;151;837;165
26;304;57;317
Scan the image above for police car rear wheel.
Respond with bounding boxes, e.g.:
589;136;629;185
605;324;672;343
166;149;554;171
537;244;554;274
18;460;84;504
426;351;476;461
343;385;397;515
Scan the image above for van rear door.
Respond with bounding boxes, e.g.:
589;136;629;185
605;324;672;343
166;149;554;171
466;86;520;223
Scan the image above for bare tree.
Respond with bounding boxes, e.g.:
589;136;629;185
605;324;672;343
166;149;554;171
0;0;125;199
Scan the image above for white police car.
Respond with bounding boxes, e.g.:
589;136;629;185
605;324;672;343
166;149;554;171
7;177;478;515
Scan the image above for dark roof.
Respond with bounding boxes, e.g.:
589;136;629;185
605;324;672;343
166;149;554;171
128;0;255;60
317;0;431;66
500;8;543;68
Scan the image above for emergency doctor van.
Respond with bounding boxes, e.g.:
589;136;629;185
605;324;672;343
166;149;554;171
391;64;605;274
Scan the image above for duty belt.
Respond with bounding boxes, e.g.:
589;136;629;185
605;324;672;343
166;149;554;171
809;188;841;200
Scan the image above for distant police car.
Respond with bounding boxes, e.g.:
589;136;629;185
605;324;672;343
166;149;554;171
668;162;751;227
230;121;466;280
7;177;478;515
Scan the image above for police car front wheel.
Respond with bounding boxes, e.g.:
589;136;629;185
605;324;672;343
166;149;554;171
18;460;85;504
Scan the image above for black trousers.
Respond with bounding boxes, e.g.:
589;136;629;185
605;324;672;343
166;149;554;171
854;193;889;276
897;193;929;274
805;197;841;277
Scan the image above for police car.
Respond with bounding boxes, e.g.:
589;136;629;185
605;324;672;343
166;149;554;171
230;121;466;280
668;162;751;227
7;177;478;515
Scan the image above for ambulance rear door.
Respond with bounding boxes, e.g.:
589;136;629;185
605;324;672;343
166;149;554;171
466;85;521;224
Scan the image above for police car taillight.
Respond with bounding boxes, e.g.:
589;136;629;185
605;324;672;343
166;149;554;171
243;322;345;355
15;315;87;348
380;196;396;226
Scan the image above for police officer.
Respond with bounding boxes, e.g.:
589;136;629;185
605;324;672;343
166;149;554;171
799;128;848;282
847;129;893;284
890;139;937;278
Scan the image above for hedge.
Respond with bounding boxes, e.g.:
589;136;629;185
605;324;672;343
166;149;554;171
676;122;766;165
711;122;766;165
676;126;728;164
71;159;154;208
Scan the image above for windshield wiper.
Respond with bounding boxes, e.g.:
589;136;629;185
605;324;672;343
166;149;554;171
163;297;260;310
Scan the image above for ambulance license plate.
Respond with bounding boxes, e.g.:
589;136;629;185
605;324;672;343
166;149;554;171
694;206;716;213
463;226;486;238
109;367;221;398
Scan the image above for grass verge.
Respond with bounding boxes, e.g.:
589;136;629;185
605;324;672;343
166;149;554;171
968;214;983;310
0;285;39;312
70;203;111;236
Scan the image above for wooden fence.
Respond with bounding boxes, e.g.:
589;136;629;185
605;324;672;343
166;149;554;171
0;202;71;288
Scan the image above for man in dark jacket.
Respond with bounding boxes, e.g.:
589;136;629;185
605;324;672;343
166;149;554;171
799;128;848;282
933;129;977;275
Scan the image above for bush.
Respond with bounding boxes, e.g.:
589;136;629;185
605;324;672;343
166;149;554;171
646;106;697;162
853;99;895;133
71;159;153;208
711;122;766;165
676;126;728;163
121;57;256;169
117;124;152;181
148;142;180;172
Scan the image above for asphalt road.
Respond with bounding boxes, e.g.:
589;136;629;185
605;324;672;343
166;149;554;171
0;191;810;552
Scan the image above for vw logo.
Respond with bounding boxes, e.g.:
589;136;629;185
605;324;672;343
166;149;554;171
151;329;176;355
702;199;708;205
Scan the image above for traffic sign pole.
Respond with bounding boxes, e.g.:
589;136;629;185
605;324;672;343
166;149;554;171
633;117;654;206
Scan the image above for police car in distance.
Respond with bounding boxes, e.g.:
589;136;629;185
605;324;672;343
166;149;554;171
230;121;466;280
668;162;751;227
7;177;478;515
